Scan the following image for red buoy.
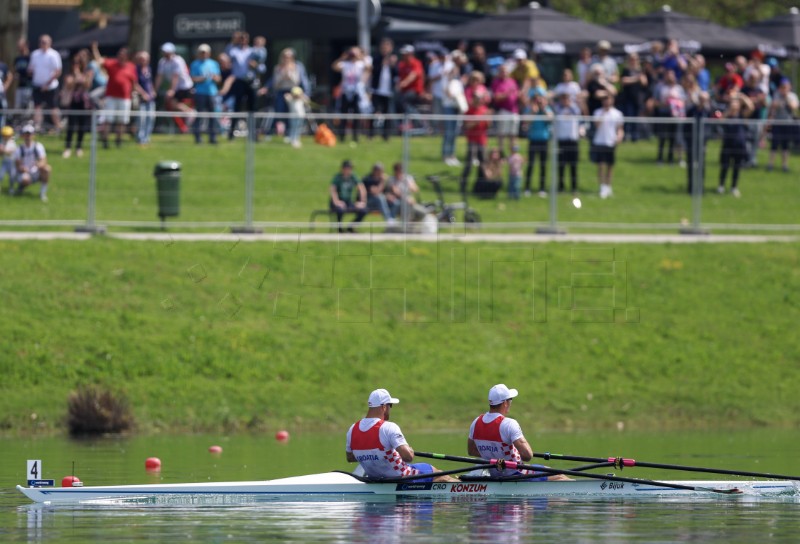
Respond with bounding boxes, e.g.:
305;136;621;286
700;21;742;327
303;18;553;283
145;457;162;471
275;430;290;442
208;445;223;454
61;475;81;487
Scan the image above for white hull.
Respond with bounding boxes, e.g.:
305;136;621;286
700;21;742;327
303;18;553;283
16;472;798;504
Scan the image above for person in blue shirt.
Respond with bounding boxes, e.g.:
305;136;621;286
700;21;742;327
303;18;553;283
524;93;552;197
190;44;221;144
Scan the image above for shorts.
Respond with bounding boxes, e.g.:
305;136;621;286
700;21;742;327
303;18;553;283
592;145;616;165
14;87;33;109
32;88;58;109
104;97;132;124
771;124;793;151
495;110;519;136
558;140;579;164
409;462;435;483
18;168;42;183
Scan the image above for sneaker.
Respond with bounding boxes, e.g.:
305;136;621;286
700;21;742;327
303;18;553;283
40;194;48;203
538;190;547;198
716;186;725;194
472;158;480;167
449;157;461;167
291;140;301;148
62;149;71;159
599;184;610;199
76;148;84;158
731;188;741;198
524;190;531;198
679;160;687;168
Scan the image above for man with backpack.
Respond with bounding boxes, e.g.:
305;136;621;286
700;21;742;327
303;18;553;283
11;124;51;202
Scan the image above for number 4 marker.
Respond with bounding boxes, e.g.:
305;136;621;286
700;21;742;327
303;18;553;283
27;460;42;480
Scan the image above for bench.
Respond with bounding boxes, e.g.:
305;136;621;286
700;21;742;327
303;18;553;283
309;207;381;232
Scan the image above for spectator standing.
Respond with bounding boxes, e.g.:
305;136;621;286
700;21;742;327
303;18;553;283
576;47;593;88
0;126;16;193
553;92;581;193
743;50;770;97
190;44;221;144
333;46;369;143
592;94;624;199
268;48;310;137
470;44;492;87
654;69;685;165
766;78;799;172
682;83;711;195
396;45;424;120
329;159;367;232
740;72;767;167
767;58;783;97
225;31;255;140
61;49;93;158
552;68;582;110
135;51;156;145
619;53;646;141
660;39;687;82
715;62;743;103
524;94;552;198
459;92;490;195
284;86;309;148
427;49;446;123
92;44;143;148
361;162;395;224
12;39;33;115
491;64;520;156
248;36;268;91
12;124;50;201
154;42;195;134
441;63;466;167
594;41;619;84
507;144;523;200
718;93;754;197
28;35;62;133
0;56;12;129
692;54;711;92
369;38;397;141
510;48;541;98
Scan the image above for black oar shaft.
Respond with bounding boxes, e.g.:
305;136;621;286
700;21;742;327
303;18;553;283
534;452;800;482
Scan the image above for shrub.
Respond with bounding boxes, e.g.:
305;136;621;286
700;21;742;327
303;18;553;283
67;386;135;435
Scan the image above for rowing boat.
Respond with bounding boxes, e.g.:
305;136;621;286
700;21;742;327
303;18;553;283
16;472;799;504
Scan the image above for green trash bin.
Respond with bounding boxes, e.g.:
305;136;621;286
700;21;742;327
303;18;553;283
154;161;181;222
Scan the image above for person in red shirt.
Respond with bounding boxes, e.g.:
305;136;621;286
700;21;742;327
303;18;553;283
92;42;146;147
715;62;743;104
459;92;490;195
395;45;424;119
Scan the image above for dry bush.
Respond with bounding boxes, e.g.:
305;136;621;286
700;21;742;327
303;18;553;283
67;386;135;435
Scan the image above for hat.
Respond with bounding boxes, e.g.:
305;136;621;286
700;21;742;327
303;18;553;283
400;44;415;54
597;40;611;51
161;42;176;54
368;388;400;407
21;124;35;135
341;159;353;169
513;48;527;60
751;49;764;60
197;43;211;54
1;126;13;137
372;161;384;171
290;86;303;97
488;384;518;406
767;57;779;68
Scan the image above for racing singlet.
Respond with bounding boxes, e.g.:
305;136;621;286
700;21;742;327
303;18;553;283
349;419;418;478
471;414;524;475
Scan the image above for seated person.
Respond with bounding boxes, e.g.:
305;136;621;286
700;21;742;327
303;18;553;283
329;159;366;232
360;162;395;225
473;147;503;199
385;162;427;221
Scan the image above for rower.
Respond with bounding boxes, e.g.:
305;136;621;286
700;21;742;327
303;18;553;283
468;384;571;481
346;388;457;482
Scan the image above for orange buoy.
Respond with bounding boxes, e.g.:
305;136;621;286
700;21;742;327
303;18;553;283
208;445;223;454
145;457;162;471
61;475;81;487
275;430;290;442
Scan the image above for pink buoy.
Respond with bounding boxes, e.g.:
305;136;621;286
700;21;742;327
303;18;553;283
275;430;290;442
145;457;162;471
208;445;223;454
61;475;81;487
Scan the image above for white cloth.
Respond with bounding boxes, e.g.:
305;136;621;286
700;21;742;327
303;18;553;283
339;59;367;98
468;412;524;444
14;141;46;172
157;56;193;91
29;48;62;90
553;81;581;102
345;418;408;452
593;107;624;147
553;103;581;141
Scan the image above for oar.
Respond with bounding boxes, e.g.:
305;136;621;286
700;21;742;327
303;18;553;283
533;452;800;482
415;452;742;495
348;464;488;483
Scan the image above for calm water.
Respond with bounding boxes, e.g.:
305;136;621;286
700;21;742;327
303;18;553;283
1;430;798;542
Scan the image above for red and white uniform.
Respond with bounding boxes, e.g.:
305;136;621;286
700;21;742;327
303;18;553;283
346;418;419;478
469;413;529;476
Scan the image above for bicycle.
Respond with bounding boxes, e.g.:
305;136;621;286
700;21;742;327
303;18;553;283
423;174;481;227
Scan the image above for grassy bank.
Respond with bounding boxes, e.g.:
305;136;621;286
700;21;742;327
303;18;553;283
1;238;798;434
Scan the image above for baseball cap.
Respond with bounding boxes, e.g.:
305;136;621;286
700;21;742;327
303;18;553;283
767;57;779;68
341;159;353;169
372;161;384;171
368;388;400;407
597;40;611;51
197;43;211;54
161;42;176;54
21;124;35;135
513;48;527;60
400;44;415;54
290;86;303;97
488;384;518;406
1;126;13;137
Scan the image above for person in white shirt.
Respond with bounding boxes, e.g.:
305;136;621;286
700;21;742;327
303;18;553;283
28;35;62;133
333;46;370;142
12;124;51;201
154;43;195;134
592;94;624;199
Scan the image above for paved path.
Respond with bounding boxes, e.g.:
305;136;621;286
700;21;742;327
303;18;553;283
0;232;798;243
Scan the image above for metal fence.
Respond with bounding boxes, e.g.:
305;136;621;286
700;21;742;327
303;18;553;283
1;107;798;235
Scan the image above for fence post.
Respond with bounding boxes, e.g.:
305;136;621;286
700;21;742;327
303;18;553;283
400;113;410;233
232;112;262;234
682;117;708;235
75;111;106;234
536;125;565;234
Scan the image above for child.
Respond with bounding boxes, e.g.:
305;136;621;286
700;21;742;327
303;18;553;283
592;93;624;199
507;144;523;199
460;92;490;195
248;36;268;91
718;92;754;197
0;126;17;194
284;86;309;148
525;93;552;197
553;92;581;193
474;147;504;199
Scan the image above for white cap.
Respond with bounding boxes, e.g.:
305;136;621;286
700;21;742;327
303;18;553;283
488;384;518;406
513;48;527;60
21;124;35;135
197;43;211;54
161;42;176;54
597;40;611;51
400;44;415;54
368;388;400;407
